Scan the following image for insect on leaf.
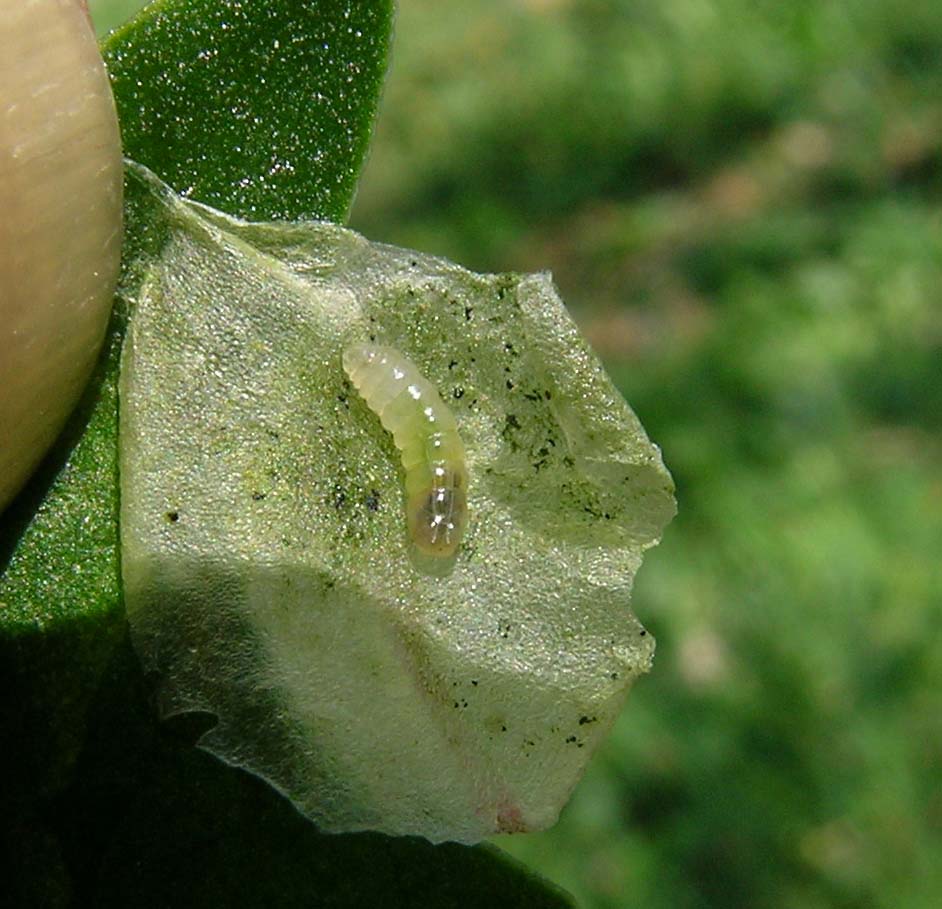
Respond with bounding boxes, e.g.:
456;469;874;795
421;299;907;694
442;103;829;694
343;344;469;570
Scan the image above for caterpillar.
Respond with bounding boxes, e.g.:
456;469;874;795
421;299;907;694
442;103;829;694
342;345;468;560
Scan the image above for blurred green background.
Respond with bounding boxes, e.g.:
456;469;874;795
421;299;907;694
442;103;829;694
91;2;942;907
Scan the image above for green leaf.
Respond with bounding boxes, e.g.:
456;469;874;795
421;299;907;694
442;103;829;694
102;0;393;221
0;315;125;798
0;3;654;899
119;163;675;844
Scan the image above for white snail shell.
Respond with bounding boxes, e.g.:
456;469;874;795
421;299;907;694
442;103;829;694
0;0;123;511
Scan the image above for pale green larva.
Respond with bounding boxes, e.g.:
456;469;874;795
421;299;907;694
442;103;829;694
342;345;468;559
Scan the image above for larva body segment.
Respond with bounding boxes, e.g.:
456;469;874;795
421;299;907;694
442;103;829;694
343;345;468;559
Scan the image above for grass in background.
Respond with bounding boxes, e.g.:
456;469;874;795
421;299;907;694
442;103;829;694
91;2;942;906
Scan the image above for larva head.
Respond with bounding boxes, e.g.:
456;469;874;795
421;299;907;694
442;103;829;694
407;470;468;558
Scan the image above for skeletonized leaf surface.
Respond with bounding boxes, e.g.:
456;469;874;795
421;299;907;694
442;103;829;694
120;164;676;844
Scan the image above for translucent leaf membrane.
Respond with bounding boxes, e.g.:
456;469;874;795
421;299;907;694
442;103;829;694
119;164;675;844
